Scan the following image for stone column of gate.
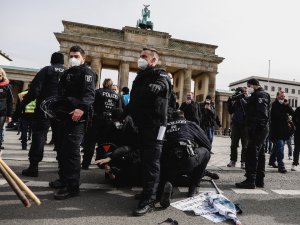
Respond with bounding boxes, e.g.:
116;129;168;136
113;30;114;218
182;69;192;101
63;53;69;68
208;72;217;100
91;57;102;88
22;82;30;91
118;61;129;91
217;100;223;128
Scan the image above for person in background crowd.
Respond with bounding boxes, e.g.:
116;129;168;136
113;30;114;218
201;95;220;144
269;91;294;174
49;45;95;200
0;67;13;150
21;52;65;177
111;84;118;93
179;92;201;126
286;135;293;160
125;47;171;216
291;106;300;171
236;78;271;189
17;86;35;151
121;86;130;106
226;87;248;169
167;73;177;122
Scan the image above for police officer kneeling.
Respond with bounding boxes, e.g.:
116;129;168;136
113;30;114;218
159;110;212;208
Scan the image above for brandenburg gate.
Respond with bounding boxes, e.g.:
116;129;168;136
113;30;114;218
55;20;224;102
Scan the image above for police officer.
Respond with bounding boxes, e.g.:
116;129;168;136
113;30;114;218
236;78;271;189
81;78;122;169
159;110;211;208
21;52;65;176
126;47;171;216
50;46;95;200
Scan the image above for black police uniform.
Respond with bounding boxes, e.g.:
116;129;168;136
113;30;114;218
55;64;95;195
126;67;171;205
244;87;270;184
21;64;65;176
161;117;211;194
81;87;123;168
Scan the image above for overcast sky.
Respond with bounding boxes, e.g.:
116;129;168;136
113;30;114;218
1;0;300;90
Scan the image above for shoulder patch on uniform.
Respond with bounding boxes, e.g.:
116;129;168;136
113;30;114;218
85;74;93;82
160;73;168;77
258;98;263;103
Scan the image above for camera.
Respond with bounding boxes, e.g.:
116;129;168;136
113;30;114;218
231;88;246;101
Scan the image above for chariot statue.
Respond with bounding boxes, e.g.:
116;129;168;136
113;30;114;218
137;5;153;30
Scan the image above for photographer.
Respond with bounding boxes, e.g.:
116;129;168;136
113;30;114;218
200;95;220;144
227;87;248;169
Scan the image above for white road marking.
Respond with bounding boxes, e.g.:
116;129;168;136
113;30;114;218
232;189;268;194
272;190;300;195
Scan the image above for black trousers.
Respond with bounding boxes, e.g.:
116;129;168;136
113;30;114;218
56;119;85;193
230;124;248;162
293;133;300;166
82;118;110;167
138;127;162;200
245;126;268;180
28;113;51;164
0;116;6;145
160;147;211;188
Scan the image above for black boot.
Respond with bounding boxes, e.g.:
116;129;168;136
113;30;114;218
255;177;264;188
160;182;173;208
22;143;27;150
188;185;199;197
235;178;255;189
22;162;38;177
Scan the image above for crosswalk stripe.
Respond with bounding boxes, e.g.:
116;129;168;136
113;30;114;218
80;183;112;190
177;187;224;193
106;189;134;197
26;181;50;187
0;191;53;196
0;179;7;186
232;188;268;194
272;190;300;195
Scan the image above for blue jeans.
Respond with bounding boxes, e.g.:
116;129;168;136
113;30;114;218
286;137;293;157
274;139;285;168
206;127;214;144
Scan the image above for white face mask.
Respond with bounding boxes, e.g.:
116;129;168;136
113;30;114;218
278;99;284;104
248;87;254;94
69;57;81;67
137;58;148;70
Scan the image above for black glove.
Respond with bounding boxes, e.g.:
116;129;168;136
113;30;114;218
149;84;161;94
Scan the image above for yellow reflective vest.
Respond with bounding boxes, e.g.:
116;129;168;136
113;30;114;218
18;90;36;113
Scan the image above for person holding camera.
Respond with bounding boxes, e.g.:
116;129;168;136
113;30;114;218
227;87;248;169
179;92;202;126
200;95;220;144
269;90;294;173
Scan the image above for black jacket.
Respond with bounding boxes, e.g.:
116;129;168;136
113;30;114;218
0;82;13;117
126;67;171;127
93;88;123;119
293;107;300;137
227;97;247;125
164;118;211;151
22;64;65;114
270;100;294;140
246;87;271;129
179;101;202;126
59;64;96;115
200;102;217;128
